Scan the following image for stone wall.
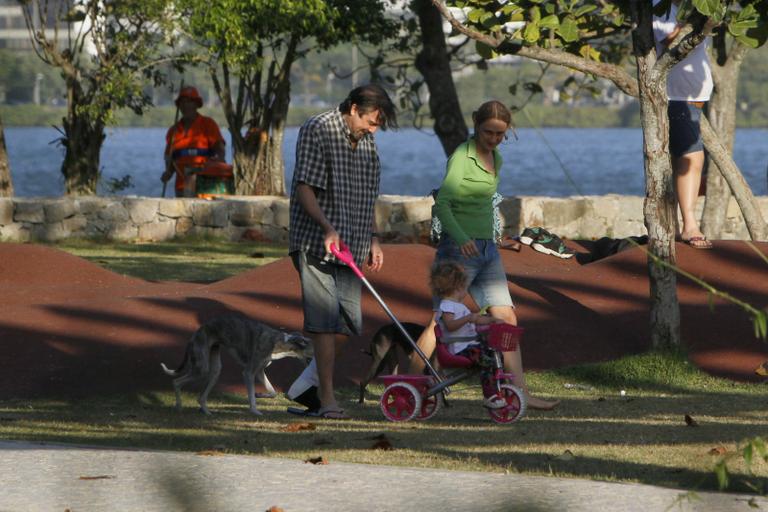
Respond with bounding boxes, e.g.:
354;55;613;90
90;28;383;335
1;194;766;243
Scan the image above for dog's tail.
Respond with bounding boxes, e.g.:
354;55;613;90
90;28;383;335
160;342;192;376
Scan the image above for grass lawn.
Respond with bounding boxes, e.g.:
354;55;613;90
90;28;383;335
44;237;289;282
2;238;766;494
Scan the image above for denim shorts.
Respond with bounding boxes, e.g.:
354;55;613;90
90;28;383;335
432;237;514;310
668;101;704;158
291;251;362;336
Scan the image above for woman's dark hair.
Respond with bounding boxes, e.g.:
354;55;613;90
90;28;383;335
472;100;512;128
339;84;398;130
429;261;468;298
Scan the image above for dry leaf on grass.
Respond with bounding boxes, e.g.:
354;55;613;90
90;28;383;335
708;446;728;456
281;422;316;432
78;475;115;480
196;448;226;456
304;456;328;465
265;507;285;512
371;439;394;451
684;414;699;427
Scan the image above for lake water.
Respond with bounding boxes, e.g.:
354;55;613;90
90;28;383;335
5;126;768;197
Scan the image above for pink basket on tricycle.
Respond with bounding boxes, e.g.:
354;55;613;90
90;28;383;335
482;323;524;352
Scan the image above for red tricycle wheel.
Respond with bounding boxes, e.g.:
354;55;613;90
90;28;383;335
415;392;442;421
488;384;527;424
380;382;422;422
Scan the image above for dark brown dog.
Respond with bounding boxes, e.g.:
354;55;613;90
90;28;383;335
359;322;430;403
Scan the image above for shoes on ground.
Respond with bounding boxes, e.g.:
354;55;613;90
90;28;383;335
290;385;321;412
482;394;507;409
532;233;575;259
519;227;550;246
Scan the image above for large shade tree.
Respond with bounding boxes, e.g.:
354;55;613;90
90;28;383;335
177;0;397;196
431;0;768;348
20;0;178;195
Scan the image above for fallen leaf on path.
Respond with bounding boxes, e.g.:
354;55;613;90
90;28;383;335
304;456;328;465
281;422;316;432
78;475;115;480
684;414;699;427
708;446;727;456
265;507;285;512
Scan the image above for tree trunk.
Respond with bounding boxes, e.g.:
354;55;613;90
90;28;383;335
632;1;680;349
412;0;468;156
0;113;13;197
700;116;768;240
701;41;747;238
233;130;285;196
61;83;104;195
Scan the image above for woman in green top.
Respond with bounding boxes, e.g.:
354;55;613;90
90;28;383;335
415;100;559;411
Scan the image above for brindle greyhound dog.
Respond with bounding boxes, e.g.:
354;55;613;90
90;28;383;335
161;315;313;415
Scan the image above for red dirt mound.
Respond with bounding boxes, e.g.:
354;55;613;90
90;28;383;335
0;241;766;400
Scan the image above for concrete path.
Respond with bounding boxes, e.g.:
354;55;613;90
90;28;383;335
0;440;764;512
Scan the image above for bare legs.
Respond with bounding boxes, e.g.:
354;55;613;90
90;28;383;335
314;332;349;409
407;307;558;410
674;150;710;247
487;305;559;410
408;314;437;375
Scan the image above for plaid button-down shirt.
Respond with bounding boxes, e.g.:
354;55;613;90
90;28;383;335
289;109;381;267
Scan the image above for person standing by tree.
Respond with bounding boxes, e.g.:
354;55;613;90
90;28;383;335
286;84;397;419
653;0;714;249
162;87;226;197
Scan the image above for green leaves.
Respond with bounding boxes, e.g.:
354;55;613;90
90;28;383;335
692;0;721;17
727;4;768;49
558;16;580;42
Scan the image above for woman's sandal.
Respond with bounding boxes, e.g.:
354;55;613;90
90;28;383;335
682;236;713;249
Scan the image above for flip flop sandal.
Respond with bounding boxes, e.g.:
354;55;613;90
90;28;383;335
316;406;350;420
683;236;713;249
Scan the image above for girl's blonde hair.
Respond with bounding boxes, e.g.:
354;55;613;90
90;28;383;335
429;261;468;298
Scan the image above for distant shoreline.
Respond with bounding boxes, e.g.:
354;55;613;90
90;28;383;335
4;103;768;130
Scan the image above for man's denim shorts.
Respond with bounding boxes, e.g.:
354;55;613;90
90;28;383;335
291;251;362;336
432;237;514;311
668;101;704;158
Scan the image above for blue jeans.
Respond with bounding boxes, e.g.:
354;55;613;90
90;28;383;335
433;236;514;310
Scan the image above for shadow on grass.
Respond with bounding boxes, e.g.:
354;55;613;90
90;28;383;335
1;385;765;494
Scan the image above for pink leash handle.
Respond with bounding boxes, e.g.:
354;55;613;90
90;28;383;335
330;242;365;279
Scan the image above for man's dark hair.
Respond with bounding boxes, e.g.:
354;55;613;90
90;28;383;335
339;84;398;130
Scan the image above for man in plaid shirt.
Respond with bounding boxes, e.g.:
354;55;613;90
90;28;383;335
287;84;397;419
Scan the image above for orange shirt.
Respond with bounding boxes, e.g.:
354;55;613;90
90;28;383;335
165;115;224;191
